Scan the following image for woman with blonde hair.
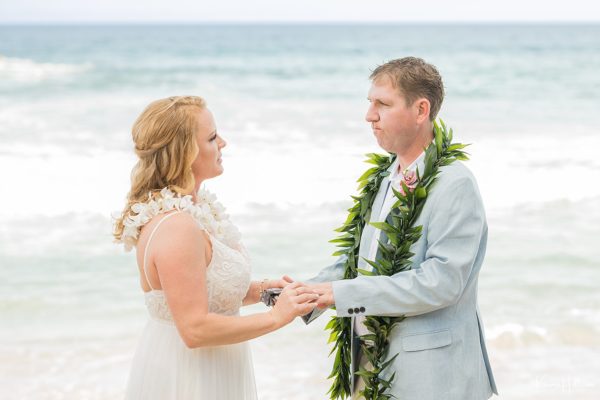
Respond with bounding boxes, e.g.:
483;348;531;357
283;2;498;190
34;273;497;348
114;96;317;399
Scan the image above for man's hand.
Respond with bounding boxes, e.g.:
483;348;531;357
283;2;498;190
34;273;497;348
268;275;295;290
306;282;335;309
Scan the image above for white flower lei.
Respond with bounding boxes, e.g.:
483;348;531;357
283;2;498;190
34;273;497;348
118;187;241;252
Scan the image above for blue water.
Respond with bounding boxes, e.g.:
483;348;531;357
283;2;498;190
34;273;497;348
1;24;599;399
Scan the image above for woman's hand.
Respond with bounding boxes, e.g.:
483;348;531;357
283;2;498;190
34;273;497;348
244;276;295;306
270;281;318;328
266;275;294;290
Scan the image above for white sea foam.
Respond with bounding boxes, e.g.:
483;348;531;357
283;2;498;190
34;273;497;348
0;55;92;83
2;124;598;220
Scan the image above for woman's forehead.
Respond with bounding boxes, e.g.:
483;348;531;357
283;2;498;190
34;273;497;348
196;108;216;132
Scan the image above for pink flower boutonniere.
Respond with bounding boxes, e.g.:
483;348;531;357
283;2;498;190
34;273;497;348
398;169;419;196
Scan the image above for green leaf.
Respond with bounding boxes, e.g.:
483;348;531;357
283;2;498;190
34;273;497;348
343;210;359;224
390;186;406;201
434;123;443;156
325;317;337;331
415;186;427;199
357;167;379;183
327;330;339;344
334;225;353;234
329;233;352;241
357;268;375;276
370;221;395;233
423;143;437;176
448;143;468;151
364;258;381;271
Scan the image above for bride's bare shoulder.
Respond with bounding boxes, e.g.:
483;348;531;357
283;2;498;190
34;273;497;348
139;212;209;255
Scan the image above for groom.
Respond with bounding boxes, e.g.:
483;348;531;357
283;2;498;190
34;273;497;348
305;57;498;399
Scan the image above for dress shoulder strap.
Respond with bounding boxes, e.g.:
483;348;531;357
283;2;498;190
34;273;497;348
142;211;183;291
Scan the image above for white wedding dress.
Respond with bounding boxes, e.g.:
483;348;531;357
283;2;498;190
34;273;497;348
123;189;257;399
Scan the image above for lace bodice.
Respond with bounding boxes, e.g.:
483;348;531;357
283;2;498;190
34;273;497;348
145;233;251;322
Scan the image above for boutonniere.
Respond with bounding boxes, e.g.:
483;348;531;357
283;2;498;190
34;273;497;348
398;169;419;195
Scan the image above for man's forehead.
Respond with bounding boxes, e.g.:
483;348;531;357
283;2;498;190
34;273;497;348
371;73;395;87
368;77;402;99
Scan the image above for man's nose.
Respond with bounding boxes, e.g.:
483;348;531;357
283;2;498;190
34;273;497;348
365;104;378;123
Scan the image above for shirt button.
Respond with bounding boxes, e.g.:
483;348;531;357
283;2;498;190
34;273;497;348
354;307;360;314
360;307;365;313
348;308;354;314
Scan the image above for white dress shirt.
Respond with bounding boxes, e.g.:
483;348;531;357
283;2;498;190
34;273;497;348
355;150;427;336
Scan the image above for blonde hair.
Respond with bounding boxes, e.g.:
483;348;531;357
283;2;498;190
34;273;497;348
113;95;206;242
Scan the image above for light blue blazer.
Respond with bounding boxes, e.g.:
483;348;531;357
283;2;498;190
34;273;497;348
308;160;498;400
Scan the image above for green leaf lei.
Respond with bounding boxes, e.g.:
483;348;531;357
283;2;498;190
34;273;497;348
325;120;470;399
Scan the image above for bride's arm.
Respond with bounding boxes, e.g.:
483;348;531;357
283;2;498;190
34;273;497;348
153;213;317;348
242;281;262;306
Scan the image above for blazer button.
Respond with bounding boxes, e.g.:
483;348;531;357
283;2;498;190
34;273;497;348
348;308;354;314
354;307;360;314
359;307;365;313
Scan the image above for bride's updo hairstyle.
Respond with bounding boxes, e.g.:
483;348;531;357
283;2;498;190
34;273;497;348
113;95;206;242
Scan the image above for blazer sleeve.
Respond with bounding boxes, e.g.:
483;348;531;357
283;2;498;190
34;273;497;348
305;254;348;284
331;176;487;318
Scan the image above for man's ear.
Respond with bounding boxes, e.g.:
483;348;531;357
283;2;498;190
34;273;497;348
415;98;431;124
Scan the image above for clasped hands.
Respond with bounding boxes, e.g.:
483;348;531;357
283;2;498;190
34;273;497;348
267;275;335;310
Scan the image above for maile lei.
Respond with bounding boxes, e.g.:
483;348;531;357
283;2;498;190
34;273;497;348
325;120;469;399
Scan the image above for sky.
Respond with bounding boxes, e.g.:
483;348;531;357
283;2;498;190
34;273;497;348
0;0;598;23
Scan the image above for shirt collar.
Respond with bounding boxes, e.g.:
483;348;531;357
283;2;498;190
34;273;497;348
389;150;427;182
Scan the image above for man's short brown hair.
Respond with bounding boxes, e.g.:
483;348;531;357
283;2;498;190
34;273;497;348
370;57;445;121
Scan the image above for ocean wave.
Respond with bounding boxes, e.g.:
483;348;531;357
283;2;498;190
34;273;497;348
487;322;600;348
0;55;92;83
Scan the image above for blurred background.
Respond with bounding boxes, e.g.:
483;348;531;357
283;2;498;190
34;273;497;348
1;1;599;399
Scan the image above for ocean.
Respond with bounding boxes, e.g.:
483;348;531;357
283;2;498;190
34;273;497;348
1;24;599;399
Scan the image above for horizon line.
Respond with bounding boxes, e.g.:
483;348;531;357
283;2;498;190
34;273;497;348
1;20;599;26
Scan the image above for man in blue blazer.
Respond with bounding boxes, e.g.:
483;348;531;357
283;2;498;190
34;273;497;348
306;57;498;400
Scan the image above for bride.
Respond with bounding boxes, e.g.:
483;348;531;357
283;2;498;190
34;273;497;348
113;96;318;399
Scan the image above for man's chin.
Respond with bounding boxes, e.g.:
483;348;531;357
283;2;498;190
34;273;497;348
376;140;392;153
